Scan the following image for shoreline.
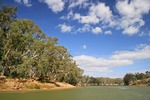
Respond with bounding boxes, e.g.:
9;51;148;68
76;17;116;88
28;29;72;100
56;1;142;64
0;78;76;93
1;85;149;93
0;86;77;93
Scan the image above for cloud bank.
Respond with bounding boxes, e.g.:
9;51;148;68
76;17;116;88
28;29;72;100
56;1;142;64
116;0;150;35
73;45;150;72
14;0;150;35
39;0;65;13
62;0;150;35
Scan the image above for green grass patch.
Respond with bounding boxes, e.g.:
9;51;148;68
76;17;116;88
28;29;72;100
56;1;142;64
25;84;40;89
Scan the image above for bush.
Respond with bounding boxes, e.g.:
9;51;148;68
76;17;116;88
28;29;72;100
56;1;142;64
25;84;40;89
35;85;40;89
0;63;3;75
123;73;137;85
0;84;7;89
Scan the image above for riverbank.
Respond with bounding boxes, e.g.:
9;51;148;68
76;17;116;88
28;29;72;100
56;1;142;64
0;86;77;93
0;78;75;93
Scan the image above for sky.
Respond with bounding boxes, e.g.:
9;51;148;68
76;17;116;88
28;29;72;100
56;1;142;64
3;0;150;78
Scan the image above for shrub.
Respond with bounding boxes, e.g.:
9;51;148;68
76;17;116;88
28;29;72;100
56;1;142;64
25;84;40;89
34;85;40;89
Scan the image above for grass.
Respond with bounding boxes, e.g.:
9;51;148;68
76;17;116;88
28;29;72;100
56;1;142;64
25;84;40;89
0;84;7;89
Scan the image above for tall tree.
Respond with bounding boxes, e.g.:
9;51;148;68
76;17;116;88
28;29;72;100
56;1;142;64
123;73;137;85
0;5;83;85
0;5;17;75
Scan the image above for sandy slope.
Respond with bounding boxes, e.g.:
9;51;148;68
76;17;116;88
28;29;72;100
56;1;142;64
0;78;75;92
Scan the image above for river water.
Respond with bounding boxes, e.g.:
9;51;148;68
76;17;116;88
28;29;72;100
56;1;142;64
0;86;150;100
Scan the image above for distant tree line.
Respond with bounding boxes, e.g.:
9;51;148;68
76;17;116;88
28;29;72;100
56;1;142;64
79;76;123;86
0;5;83;85
123;71;150;85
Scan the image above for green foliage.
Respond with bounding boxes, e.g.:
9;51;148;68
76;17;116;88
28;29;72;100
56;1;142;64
80;76;123;86
0;5;17;62
135;73;146;80
0;5;83;85
145;71;150;78
123;73;136;85
25;84;40;89
0;62;3;73
123;71;150;85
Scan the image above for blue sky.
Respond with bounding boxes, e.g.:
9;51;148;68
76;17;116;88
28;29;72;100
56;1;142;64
3;0;150;78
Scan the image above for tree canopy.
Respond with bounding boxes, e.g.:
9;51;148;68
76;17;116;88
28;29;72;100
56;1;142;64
0;5;83;85
123;71;150;85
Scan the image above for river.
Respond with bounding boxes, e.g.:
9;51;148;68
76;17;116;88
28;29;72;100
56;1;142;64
0;86;150;100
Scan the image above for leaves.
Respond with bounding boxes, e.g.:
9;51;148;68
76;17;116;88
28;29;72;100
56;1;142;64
0;5;83;85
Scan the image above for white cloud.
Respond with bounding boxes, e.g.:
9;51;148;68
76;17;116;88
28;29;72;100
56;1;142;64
92;27;102;34
77;25;104;35
60;10;73;20
73;45;150;72
15;0;32;7
116;0;150;18
15;0;21;3
69;2;116;35
84;67;111;73
104;30;112;35
58;0;150;36
40;0;65;13
118;17;145;35
74;55;133;68
111;45;150;60
74;55;133;72
82;44;87;49
69;0;89;9
58;23;72;33
74;13;100;24
77;24;91;32
73;2;112;25
123;26;139;35
89;2;112;23
116;0;150;35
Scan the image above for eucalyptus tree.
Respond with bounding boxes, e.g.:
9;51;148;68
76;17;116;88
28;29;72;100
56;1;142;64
2;19;45;77
123;73;137;85
0;5;83;85
0;5;17;75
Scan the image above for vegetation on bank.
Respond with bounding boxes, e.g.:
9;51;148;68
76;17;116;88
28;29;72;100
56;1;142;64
0;4;83;85
0;78;75;90
79;76;123;86
123;71;150;86
79;71;150;86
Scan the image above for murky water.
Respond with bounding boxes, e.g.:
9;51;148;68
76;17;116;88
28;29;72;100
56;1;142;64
0;86;150;100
